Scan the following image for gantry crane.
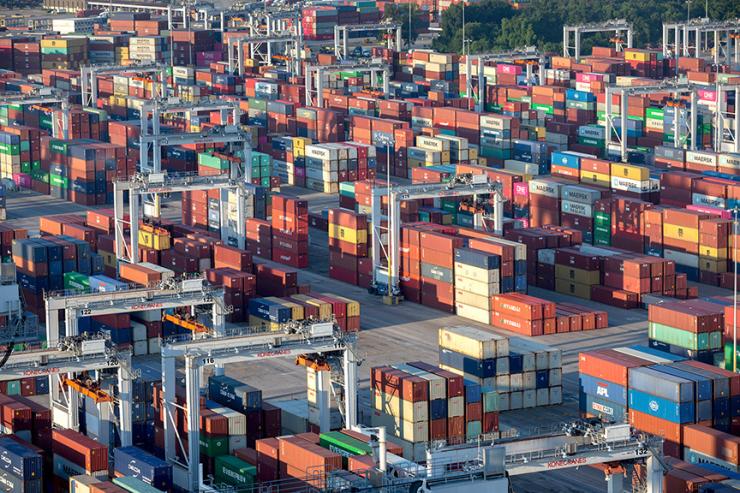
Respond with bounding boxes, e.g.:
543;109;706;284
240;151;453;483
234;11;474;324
305;63;391;107
139;99;244;174
80;63;168;108
160;320;358;492
348;421;666;493
713;82;740;154
227;33;304;76
663;18;740;66
0;90;70;139
370;174;504;301
0;332;134;447
563;19;633;62
463;46;546;113
334;23;402;60
604;79;740;161
113;171;253;263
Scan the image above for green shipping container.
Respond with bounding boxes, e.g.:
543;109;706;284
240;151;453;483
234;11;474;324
6;381;20;396
645;108;664;120
531;103;554;115
482;390;499;413
200;435;228;457
466;420;482;440
113;476;164;493
64;272;89;292
723;341;739;372
319;431;372;458
648;322;722;351
214;455;256;489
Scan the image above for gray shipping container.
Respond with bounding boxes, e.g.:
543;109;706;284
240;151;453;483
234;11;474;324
628;366;694;403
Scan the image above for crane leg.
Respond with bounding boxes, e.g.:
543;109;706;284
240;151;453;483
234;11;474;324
606;470;624;493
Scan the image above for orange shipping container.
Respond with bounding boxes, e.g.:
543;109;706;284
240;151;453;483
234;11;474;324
118;262;161;285
682;424;739;465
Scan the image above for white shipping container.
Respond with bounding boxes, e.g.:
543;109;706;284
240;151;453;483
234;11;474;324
228;435;247;452
448;396;465;418
549;368;562;386
133;340;148;356
522;371;536;390
509;391;523;410
549;386;563;404
496;357;510;376
497;392;510;412
510;373;523;391
454;262;500;284
528;178;562;198
455;303;490;324
536;388;550;406
495;375;511;393
438;326;508;359
663;248;699;268
209;406;247;435
148;338;160;354
132;321;147;342
454;288;492;311
523;389;537;408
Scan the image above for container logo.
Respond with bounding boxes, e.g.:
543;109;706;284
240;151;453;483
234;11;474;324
128;461;141;476
648;400;659;412
592;401;613;416
596;385;609;398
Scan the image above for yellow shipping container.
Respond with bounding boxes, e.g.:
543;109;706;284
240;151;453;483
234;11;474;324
554;264;601;285
698;246;728;259
663;224;699;243
580;170;610;187
248;315;281;331
328;224;367;244
610;162;649;181
624;50;651;62
455;302;490;324
290;294;332;319
555;278;592;299
329;294;360;317
265;297;304;320
698;258;728;273
438;326;506;359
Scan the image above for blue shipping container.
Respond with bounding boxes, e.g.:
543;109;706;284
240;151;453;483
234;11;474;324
628;389;695;423
0;437;43;480
113;446;173;491
579;374;627;407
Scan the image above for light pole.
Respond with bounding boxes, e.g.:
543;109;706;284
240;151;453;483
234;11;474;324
408;2;412;49
461;0;466;55
734;207;738;372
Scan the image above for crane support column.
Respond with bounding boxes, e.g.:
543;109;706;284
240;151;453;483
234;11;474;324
606;471;624;493
690;90;698;150
343;342;358;429
162;354;178;466
118;351;133;447
646;454;664;493
314;367;331;432
185;355;201;493
619;88;628;162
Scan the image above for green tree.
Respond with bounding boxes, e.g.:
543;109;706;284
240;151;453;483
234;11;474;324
496;16;536;50
383;3;425;48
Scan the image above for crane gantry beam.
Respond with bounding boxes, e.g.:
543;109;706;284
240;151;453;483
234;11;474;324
370;174;505;300
334;23;402;60
463;47;546;112
563;19;633;62
161;321;358;492
114;171;253;263
80;63;168;108
305;63;390;107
